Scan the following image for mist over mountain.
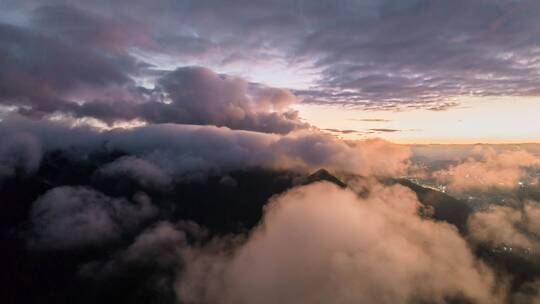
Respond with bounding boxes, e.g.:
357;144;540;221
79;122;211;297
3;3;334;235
0;144;538;304
0;151;462;303
3;1;540;303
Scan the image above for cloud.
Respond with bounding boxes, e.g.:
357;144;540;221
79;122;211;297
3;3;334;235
77;66;308;134
293;0;540;108
96;156;173;190
468;200;540;251
433;147;540;191
0;21;143;116
3;1;540;112
1;6;307;133
0;115;412;180
71;66;309;134
144;66;306;133
323;128;360;134
349;118;392;122
29;186;157;250
369;128;422;133
0;33;306;132
77;220;201;303
369;128;401;133
512;280;540;304
31;4;153;52
0;132;41;180
271;135;412;176
176;182;501;304
81;221;199;277
120;221;199;267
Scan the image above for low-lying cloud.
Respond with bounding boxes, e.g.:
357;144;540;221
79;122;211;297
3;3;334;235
29;186;157;250
96;156;173;190
0;132;42;180
433;147;540;191
468;200;540;252
176;182;500;304
0;115;412;181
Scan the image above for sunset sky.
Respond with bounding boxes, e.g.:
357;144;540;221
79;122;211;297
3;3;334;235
5;2;540;304
298;96;540;143
2;0;540;143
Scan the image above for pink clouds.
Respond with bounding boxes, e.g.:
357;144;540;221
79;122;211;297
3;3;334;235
176;182;501;304
468;200;540;251
433;147;540;191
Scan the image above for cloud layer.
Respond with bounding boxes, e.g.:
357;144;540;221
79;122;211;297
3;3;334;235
176;182;500;304
3;1;540;114
0;115;411;181
468;200;540;251
433;146;540;191
2;2;540;303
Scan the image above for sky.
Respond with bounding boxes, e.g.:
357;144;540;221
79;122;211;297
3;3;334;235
1;0;540;143
6;2;540;303
297;96;540;143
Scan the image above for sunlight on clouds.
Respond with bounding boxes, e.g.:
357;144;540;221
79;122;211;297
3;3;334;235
49;115;148;130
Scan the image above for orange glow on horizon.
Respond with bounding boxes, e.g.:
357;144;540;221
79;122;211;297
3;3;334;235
296;96;540;145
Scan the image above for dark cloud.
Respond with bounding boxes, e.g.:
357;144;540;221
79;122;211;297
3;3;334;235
72;66;309;134
0;14;306;133
323;128;360;134
0;5;307;133
81;221;201;277
295;0;540;108
0;21;141;116
28;187;157;250
31;4;153;52
2;1;540;114
349;118;393;122
369;128;422;133
370;128;401;133
0;132;42;179
146;66;306;133
96;156;173;191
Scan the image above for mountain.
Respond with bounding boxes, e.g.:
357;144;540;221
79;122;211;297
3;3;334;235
296;168;347;188
0;151;476;304
393;178;472;234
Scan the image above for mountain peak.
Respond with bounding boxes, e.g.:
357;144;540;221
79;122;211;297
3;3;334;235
300;169;347;188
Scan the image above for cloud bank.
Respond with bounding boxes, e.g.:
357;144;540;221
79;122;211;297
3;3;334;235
433;147;540;191
3;1;540;113
0;115;411;181
176;182;500;304
468;200;540;252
